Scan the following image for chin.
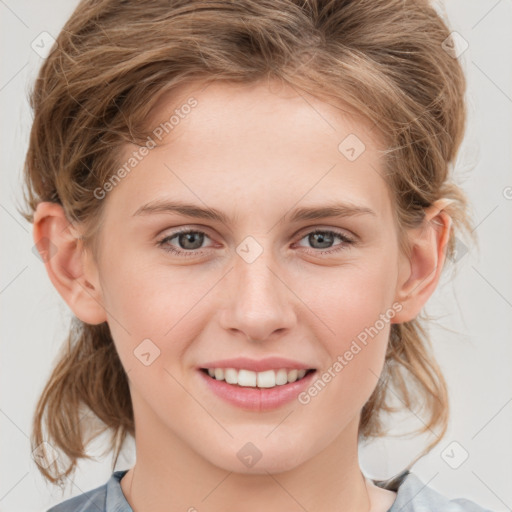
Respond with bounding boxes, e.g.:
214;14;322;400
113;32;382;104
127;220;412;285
204;439;311;475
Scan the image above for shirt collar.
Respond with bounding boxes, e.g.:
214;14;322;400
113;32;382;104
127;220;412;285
106;470;132;512
106;467;436;512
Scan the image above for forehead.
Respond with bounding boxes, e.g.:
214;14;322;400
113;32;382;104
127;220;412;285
106;79;392;223
146;78;383;150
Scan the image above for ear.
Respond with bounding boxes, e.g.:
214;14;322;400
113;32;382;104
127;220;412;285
32;202;107;325
391;198;453;323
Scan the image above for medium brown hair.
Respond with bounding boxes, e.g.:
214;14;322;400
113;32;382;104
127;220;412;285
19;0;475;488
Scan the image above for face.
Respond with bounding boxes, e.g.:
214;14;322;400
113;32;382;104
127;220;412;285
91;80;405;474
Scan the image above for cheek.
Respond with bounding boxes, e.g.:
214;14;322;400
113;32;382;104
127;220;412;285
101;251;207;328
299;253;398;343
99;257;218;367
296;255;397;399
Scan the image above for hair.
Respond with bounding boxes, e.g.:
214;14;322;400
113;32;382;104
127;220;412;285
19;0;476;489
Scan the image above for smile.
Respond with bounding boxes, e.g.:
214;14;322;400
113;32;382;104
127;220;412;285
198;367;318;411
201;367;315;388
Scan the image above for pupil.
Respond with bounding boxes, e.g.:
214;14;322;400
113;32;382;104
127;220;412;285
311;232;332;249
180;232;203;250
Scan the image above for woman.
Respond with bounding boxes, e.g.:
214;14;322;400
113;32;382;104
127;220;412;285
21;0;490;510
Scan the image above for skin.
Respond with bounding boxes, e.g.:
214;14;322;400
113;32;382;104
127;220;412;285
33;79;451;512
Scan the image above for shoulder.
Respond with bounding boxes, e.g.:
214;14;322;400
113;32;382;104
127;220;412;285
46;484;107;512
372;470;495;512
46;470;129;512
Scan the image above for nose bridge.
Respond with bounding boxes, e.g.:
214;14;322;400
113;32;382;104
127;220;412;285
221;239;296;341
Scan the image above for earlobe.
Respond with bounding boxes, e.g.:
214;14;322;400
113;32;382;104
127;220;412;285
392;198;453;323
33;202;107;325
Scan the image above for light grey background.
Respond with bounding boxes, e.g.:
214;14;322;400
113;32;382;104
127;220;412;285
1;1;511;511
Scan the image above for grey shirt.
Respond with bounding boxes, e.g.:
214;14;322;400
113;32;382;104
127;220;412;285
47;468;494;511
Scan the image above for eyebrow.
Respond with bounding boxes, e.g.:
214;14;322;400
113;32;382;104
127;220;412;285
132;199;376;223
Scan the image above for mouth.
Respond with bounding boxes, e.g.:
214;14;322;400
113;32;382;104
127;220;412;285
197;366;318;411
199;367;317;389
196;356;319;411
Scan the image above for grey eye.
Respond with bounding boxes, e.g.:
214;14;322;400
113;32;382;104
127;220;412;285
307;231;335;249
174;231;205;250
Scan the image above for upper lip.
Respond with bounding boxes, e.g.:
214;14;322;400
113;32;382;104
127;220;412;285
198;357;315;372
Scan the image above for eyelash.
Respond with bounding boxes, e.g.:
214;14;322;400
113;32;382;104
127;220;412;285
156;228;356;258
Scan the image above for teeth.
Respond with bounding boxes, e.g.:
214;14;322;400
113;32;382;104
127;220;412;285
257;370;275;388
224;368;238;384
275;368;288;385
239;369;257;387
205;367;310;388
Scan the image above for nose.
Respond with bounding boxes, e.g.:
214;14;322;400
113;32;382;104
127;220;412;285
218;246;297;342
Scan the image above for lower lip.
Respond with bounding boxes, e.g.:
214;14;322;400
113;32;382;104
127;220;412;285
198;369;316;411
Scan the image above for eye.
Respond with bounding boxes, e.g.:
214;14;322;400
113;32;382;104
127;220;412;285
157;229;213;257
157;227;356;258
295;229;356;255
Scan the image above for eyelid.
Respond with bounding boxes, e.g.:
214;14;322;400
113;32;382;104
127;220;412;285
157;227;217;248
157;224;217;241
294;224;356;239
157;224;357;244
157;224;358;258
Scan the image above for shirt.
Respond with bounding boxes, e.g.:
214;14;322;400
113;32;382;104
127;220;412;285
46;468;494;511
